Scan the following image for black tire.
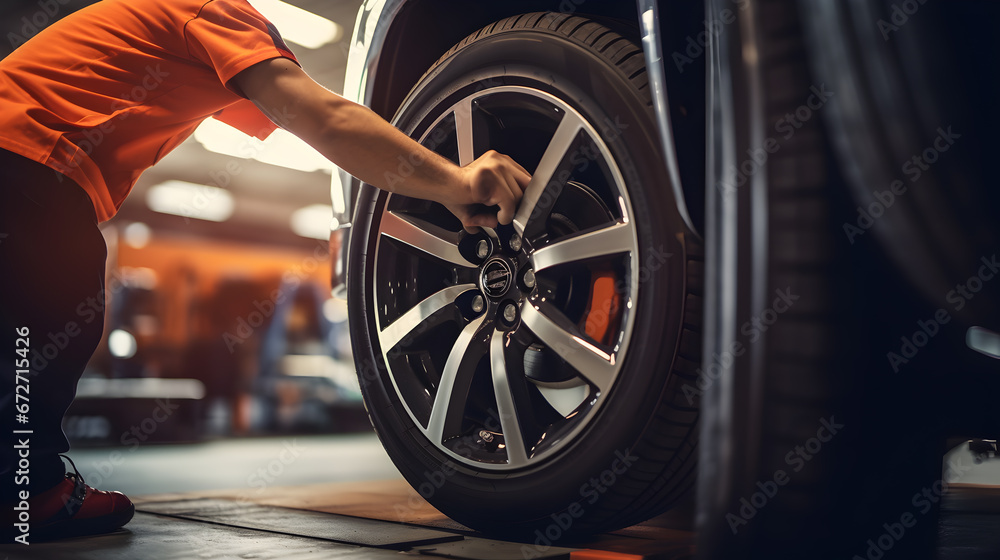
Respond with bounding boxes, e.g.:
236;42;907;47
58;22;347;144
347;13;703;539
697;1;962;558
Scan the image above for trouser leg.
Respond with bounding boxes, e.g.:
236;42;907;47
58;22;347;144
0;151;107;502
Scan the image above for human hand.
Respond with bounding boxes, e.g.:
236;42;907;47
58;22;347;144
443;150;530;233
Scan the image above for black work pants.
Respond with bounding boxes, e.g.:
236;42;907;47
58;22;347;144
0;148;107;502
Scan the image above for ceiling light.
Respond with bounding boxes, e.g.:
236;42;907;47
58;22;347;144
247;0;343;49
123;222;151;248
109;329;137;359
194;118;332;173
146;180;235;222
291;204;335;240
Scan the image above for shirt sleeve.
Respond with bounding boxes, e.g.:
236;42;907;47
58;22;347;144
214;99;280;139
184;0;299;94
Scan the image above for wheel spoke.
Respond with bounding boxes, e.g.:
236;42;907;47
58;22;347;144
530;221;634;272
381;211;474;267
489;331;529;467
376;85;639;470
521;302;615;392
426;316;487;444
512;112;584;236
379;284;477;352
453;97;476;167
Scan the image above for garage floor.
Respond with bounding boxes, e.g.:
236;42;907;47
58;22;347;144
2;480;1000;559
0;436;998;559
0;478;696;560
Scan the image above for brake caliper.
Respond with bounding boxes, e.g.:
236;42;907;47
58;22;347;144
580;266;621;347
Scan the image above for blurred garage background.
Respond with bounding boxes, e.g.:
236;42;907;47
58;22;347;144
0;0;406;494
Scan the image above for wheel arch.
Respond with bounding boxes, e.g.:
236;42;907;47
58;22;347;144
337;0;707;285
364;1;642;121
341;0;707;192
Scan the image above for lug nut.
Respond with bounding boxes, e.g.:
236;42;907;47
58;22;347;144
502;303;518;324
523;269;536;289
509;234;522;252
476;240;490;259
471;295;485;313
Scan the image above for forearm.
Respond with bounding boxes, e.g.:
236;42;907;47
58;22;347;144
301;99;462;205
234;58;527;230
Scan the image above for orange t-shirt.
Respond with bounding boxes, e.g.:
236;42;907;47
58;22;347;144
0;0;298;222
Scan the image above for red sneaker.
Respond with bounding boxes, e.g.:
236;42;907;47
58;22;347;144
4;455;134;542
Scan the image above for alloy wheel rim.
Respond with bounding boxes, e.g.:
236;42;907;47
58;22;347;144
372;85;641;470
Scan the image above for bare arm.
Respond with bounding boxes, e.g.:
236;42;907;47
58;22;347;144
231;57;529;231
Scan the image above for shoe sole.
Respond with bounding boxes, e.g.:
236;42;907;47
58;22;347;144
32;503;136;542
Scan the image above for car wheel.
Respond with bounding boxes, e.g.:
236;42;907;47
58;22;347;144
348;12;702;538
696;1;951;558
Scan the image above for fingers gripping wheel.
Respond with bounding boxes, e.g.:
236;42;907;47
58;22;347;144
446;150;531;232
347;13;703;538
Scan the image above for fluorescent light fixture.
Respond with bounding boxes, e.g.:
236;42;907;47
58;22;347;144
194;118;332;173
247;0;343;49
291;204;335;240
146;180;235;222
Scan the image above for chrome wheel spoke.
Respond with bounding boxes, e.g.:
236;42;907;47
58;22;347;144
379;284;477;352
530;221;634;272
521;303;615;393
426;316;487;444
453;97;476;167
381;211;474;268
489;331;529;467
512;112;584;236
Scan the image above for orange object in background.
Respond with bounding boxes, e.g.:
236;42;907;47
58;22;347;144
87;223;335;436
111;231;331;355
113;234;328;351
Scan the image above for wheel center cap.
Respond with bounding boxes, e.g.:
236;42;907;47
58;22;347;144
481;258;514;298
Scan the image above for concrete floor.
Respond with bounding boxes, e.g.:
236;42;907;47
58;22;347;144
0;478;697;559
1;435;999;559
0;433;696;559
2;512;424;560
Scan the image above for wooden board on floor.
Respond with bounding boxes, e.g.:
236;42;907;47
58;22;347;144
137;498;463;549
133;480;697;559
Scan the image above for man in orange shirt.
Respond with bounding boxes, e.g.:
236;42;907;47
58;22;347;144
0;0;529;542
